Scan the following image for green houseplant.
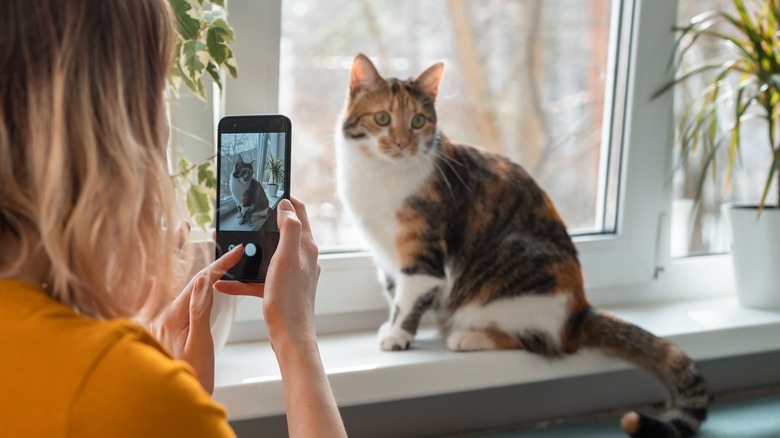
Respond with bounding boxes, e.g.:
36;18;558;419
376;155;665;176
265;156;285;196
168;0;237;231
662;0;780;309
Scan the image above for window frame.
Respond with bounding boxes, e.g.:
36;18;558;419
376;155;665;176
208;0;737;334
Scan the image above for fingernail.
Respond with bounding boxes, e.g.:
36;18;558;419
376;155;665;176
279;199;294;212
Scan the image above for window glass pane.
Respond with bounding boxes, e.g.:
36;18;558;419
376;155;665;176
671;0;778;257
280;0;618;249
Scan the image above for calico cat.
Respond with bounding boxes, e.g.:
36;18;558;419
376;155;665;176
336;54;708;438
230;155;269;226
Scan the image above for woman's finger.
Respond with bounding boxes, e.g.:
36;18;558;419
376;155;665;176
197;244;244;283
169;243;243;312
276;199;303;257
289;197;312;235
289;197;318;264
213;280;265;298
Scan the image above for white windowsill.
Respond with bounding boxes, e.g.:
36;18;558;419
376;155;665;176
213;294;780;421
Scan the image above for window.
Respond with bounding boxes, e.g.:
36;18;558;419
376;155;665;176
206;0;734;336
280;0;620;249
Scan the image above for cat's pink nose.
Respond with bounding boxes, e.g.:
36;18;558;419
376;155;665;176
396;140;409;150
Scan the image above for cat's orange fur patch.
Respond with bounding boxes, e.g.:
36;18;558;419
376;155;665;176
540;195;564;222
621;411;640;434
472;280;503;303
550;262;585;295
395;233;423;267
395;207;436;267
486;328;522;349
490;156;512;178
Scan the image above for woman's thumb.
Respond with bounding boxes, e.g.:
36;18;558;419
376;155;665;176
276;199;302;250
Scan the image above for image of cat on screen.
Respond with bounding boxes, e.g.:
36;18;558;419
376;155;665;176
230;154;269;229
218;132;286;232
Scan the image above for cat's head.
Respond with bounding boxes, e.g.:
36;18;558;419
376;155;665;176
232;155;255;183
339;54;444;163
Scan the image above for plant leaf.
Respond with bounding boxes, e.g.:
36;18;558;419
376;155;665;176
758;146;780;215
178;156;191;174
224;54;238;79
206;24;232;65
170;0;201;40
197;161;217;189
206;61;221;86
186;185;213;231
180;39;208;80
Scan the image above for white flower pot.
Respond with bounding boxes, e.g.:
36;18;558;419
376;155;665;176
723;204;780;310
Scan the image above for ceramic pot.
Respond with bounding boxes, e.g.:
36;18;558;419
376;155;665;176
723;204;780;310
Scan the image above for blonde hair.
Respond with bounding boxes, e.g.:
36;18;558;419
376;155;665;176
0;0;184;321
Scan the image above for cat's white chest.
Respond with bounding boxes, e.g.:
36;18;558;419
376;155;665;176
230;176;249;199
337;138;434;274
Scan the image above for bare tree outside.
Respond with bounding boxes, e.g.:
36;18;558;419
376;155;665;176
280;0;614;249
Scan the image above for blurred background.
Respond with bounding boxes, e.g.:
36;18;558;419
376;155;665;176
278;0;617;250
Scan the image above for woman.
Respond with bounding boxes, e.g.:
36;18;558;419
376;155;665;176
0;0;346;436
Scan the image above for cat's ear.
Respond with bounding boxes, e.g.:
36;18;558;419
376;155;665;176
413;62;444;98
350;54;382;96
234;155;243;164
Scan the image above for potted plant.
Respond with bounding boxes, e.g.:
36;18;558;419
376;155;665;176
661;0;780;309
265;156;284;197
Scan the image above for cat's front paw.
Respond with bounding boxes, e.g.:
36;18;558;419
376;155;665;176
378;323;413;351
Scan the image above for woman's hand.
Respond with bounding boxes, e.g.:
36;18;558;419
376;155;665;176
214;198;345;437
149;221;244;394
214;197;320;350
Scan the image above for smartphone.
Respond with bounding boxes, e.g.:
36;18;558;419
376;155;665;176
215;115;291;282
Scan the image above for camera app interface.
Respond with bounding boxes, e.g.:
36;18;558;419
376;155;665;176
217;131;287;281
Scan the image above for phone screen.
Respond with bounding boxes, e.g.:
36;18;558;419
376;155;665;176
215;115;291;282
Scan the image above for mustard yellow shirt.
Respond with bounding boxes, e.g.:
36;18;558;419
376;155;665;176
0;279;236;437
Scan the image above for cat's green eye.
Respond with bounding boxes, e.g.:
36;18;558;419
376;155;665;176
411;114;426;129
374;111;391;126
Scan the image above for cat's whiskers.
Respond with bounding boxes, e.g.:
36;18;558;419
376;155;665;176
417;153;459;203
433;148;466;168
430;150;471;192
422;155;449;189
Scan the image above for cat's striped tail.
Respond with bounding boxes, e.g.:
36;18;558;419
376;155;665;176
578;307;709;438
